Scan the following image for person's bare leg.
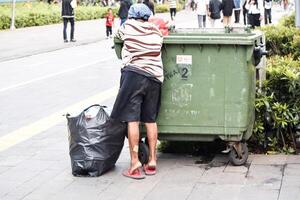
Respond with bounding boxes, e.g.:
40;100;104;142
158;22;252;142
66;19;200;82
128;121;142;173
145;122;158;167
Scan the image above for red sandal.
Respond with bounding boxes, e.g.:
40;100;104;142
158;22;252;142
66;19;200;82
122;168;145;179
143;165;156;175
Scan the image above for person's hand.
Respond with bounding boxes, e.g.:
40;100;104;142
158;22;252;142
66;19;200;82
259;15;263;21
208;12;211;17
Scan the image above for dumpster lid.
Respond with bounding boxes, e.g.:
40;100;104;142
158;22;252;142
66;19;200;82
164;28;263;45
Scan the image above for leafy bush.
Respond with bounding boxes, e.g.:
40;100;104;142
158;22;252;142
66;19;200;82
279;12;295;28
261;25;299;59
261;12;300;60
155;4;169;13
251;56;300;154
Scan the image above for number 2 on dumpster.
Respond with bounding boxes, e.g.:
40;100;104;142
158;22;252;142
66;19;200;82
176;55;192;80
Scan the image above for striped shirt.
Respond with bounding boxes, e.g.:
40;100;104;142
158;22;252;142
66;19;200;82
116;19;164;82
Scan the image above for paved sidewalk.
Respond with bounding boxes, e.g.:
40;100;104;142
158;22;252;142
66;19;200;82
0;122;299;200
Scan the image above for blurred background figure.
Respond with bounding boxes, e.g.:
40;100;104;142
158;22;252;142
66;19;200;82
195;0;209;28
245;0;264;28
168;0;177;20
191;0;196;11
105;8;114;39
118;0;132;25
283;0;288;11
242;0;248;25
264;0;272;24
221;0;235;26
62;0;76;42
233;0;241;23
208;0;222;27
143;0;155;15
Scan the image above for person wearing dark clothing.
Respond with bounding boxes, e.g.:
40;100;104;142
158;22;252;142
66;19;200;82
245;0;264;28
242;0;248;25
208;0;222;27
62;0;76;43
233;0;241;23
264;0;272;24
221;0;235;26
143;0;155;15
118;0;133;25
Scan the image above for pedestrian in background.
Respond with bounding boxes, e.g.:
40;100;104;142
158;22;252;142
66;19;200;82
221;0;235;26
242;0;248;25
105;8;114;39
118;0;132;25
245;0;264;28
195;0;209;28
143;0;155;15
208;0;222;27
62;0;76;43
233;0;241;23
264;0;272;24
169;0;177;20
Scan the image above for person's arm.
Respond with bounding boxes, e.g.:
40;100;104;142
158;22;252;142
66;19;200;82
208;1;212;14
245;0;250;10
151;2;155;15
258;0;264;19
115;22;126;40
206;0;209;15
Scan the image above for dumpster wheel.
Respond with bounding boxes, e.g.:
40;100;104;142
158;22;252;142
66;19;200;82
229;142;249;166
138;141;149;165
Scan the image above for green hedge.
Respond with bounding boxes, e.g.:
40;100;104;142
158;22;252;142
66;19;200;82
252;55;300;154
0;3;118;30
250;13;300;154
260;13;300;60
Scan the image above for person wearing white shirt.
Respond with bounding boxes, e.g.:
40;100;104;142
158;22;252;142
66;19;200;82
264;0;272;24
245;0;264;28
196;0;209;28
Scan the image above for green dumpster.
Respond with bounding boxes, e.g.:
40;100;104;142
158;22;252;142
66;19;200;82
114;28;266;166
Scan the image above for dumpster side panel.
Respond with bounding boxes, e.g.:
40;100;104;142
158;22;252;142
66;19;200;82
157;44;256;138
158;44;225;128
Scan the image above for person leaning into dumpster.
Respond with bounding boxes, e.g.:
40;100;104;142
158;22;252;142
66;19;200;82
111;3;163;179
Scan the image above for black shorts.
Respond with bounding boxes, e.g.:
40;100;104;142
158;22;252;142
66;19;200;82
111;70;161;123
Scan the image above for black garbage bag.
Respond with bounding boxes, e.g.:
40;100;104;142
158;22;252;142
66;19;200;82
66;104;126;177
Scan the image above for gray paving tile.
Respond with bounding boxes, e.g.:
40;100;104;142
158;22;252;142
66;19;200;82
0;166;12;175
187;183;244;200
0;181;19;197
238;186;279;200
144;184;194;200
200;171;247;185
0;155;32;167
2;170;61;200
224;165;248;174
0;167;41;185
245;164;283;190
278;186;300;200
21;180;74;200
50;181;108;200
286;155;300;164
284;164;300;177
251;155;288;165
